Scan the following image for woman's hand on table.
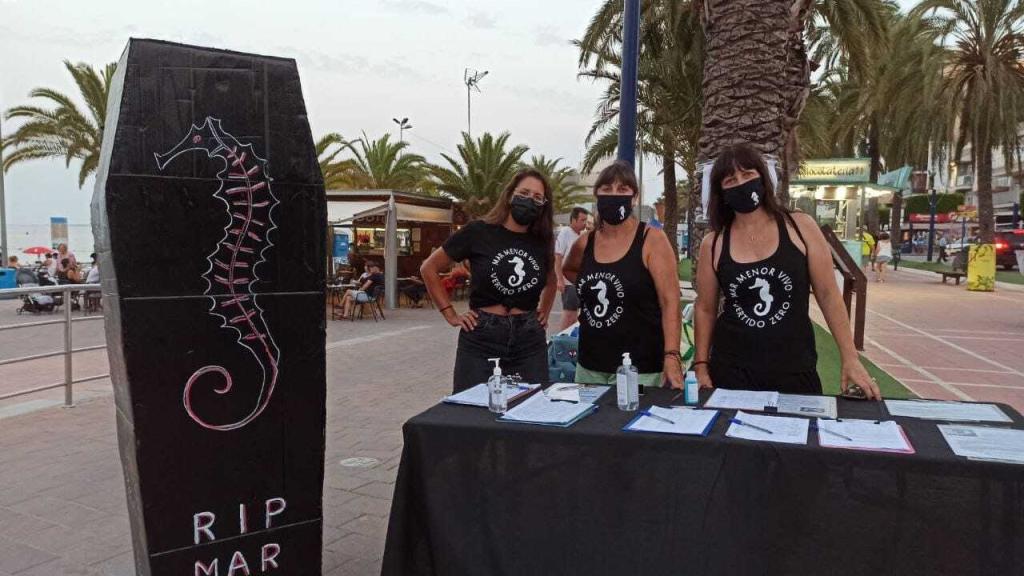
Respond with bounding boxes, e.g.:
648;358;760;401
695;364;714;389
663;355;684;390
841;358;882;400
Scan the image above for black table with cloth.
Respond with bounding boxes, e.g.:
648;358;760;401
381;388;1024;576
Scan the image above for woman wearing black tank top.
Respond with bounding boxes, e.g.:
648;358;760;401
693;144;881;399
421;169;557;392
563;161;684;389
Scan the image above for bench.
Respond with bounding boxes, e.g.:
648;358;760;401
934;252;968;285
934;270;966;285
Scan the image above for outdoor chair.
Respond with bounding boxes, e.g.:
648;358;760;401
355;285;386;322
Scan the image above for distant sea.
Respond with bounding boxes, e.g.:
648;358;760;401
5;223;95;259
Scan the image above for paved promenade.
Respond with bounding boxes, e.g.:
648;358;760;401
0;270;1022;574
853;267;1024;409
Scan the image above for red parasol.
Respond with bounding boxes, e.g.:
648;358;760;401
22;246;53;256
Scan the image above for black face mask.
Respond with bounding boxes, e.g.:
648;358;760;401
510;196;541;226
597;195;633;225
722;178;764;214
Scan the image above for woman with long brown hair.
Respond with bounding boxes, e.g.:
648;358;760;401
421;169;557;392
693;143;881;398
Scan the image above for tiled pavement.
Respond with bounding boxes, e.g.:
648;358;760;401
845;267;1024;411
0;300;469;576
2;270;1024;575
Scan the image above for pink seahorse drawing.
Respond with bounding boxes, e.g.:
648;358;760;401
154;117;281;431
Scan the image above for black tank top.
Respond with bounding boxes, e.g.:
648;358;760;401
712;213;817;372
577;222;664;373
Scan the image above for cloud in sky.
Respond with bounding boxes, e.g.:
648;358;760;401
535;25;567;47
466;10;497;30
379;0;449;16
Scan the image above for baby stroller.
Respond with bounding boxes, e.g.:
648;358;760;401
15;268;57;315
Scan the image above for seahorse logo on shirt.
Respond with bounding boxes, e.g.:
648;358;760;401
591;280;610;317
578;272;626;329
507;256;526;287
750;277;773;317
490;248;541;296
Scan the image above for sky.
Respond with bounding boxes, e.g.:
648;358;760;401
0;0;619;239
0;0;925;245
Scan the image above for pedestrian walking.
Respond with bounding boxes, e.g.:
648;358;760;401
874;232;893;283
554;206;589;331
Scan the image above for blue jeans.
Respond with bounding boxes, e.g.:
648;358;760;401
452;311;548;392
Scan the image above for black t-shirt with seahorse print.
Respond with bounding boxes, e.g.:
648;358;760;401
442;220;550;311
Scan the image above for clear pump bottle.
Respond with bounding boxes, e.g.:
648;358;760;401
487;358;507;414
616;352;639;411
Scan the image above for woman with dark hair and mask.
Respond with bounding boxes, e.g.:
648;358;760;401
421;169;557;392
693;143;881;399
562;160;683;389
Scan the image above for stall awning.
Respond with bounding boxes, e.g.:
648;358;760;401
333;202;453;225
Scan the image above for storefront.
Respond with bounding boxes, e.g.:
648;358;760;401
789;159;900;240
326;190;467;308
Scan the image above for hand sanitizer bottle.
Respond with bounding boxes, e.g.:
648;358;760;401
684;370;699;405
487;358;507;414
616;352;639;411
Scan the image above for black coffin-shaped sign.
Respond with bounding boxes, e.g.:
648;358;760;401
91;39;326;576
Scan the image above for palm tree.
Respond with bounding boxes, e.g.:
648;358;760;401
430;132;529;217
315;132;367;189
342;132;429;191
2;61;116;187
576;0;703;257
521;155;590;214
913;0;1024;243
801;10;950;232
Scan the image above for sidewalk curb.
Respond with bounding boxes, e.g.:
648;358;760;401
895;265;1024;292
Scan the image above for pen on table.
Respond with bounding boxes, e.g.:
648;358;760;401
813;425;853;442
729;418;774;435
642;410;676;425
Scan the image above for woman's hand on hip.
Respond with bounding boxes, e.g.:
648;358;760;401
663;356;684;390
445;308;478;331
536;308;550;329
841;358;882;400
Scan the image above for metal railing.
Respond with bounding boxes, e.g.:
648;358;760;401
0;283;106;406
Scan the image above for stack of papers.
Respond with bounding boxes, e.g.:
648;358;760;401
624;406;719;436
543;383;611;404
725;411;809;445
778;394;837;419
443;383;540;407
498;393;597;427
815;419;914;453
939;425;1024;465
705;389;779;411
885;400;1012;423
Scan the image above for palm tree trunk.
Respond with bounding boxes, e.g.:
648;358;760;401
661;133;679;258
976;134;995;244
890;192;903;247
778;0;814;206
868;120;881;182
692;0;806;278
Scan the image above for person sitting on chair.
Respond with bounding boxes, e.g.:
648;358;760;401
341;261;384;318
400;275;428;307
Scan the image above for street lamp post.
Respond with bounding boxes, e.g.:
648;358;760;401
0;115;7;265
392;117;412;144
464;69;488;137
617;0;640;166
927;185;937;262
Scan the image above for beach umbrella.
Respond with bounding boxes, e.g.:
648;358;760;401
21;246;52;260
